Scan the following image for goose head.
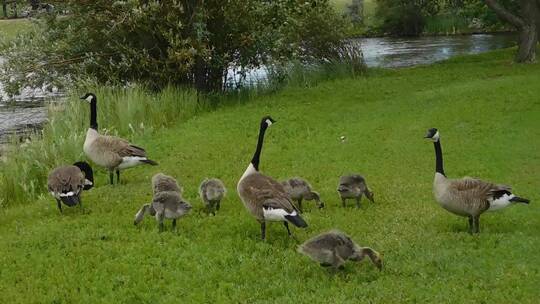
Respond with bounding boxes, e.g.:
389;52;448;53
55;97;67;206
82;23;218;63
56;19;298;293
73;161;94;190
424;128;440;142
80;93;97;103
260;116;276;130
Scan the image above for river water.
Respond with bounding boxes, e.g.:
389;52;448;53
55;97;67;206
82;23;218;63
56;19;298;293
0;33;517;146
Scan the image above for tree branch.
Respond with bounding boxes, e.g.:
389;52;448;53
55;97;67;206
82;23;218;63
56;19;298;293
484;0;525;28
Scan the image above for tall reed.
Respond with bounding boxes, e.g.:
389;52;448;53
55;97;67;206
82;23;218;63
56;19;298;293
0;85;202;207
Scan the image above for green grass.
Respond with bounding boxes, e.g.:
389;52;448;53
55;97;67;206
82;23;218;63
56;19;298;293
0;18;32;42
1;49;539;303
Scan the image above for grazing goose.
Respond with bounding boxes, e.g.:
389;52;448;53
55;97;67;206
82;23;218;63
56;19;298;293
199;178;226;215
47;161;94;212
298;230;382;270
80;93;158;185
237;116;308;240
425;128;530;234
134;173;192;232
337;174;374;208
281;177;324;212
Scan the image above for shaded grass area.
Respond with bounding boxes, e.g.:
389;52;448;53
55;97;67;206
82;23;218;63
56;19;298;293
0;49;539;303
0;18;32;42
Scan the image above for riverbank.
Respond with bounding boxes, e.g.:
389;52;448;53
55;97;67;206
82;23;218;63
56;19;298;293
0;49;538;303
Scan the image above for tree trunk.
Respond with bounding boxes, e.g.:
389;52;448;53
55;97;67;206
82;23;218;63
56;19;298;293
484;0;539;63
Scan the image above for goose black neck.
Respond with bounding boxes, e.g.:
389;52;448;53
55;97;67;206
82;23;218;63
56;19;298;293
250;124;267;171
433;140;445;176
89;100;98;130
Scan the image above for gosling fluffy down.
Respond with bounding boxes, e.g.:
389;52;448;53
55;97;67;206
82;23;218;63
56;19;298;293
298;230;382;270
199;178;226;215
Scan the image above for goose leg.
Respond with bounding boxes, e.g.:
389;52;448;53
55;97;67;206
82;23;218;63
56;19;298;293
355;196;361;209
109;171;114;185
172;219;177;231
473;216;480;234
468;216;473;234
341;198;346;208
297;198;303;213
216;200;221;211
283;221;292;236
116;169;120;184
56;199;62;213
260;222;266;240
156;212;165;232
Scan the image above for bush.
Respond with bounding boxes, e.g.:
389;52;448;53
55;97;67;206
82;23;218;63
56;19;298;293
0;0;349;94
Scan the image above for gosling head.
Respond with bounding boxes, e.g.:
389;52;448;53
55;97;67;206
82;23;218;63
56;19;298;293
365;189;375;203
177;201;192;216
80;92;97;103
424;128;439;142
350;246;383;271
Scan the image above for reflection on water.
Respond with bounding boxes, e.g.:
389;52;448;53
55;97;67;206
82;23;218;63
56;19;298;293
0;33;517;146
359;33;516;68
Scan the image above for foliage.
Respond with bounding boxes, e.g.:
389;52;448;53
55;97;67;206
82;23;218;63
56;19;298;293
0;85;203;207
0;0;349;94
374;0;431;36
0;49;539;302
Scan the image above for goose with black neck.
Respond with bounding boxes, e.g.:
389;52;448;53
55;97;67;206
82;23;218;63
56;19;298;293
80;93;158;185
237;116;308;240
425;128;530;234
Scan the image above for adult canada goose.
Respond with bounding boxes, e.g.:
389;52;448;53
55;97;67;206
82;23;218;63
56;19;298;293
237;116;308;240
425;128;530;233
134;173;192;232
281;177;324;212
337;174;374;208
47;161;94;212
80;93;158;185
199;178;226;215
298;230;382;270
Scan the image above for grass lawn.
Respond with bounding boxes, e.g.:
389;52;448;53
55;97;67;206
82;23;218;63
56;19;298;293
0;49;539;303
0;18;32;42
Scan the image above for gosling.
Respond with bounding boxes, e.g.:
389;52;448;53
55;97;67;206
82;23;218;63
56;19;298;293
199;178;227;215
134;173;191;232
337;174;374;208
281;177;324;212
298;230;382;270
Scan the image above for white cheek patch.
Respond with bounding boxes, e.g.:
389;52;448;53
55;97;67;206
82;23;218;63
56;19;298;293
59;192;75;197
84;179;93;186
85;95;94;103
432;131;440;141
265;119;273;126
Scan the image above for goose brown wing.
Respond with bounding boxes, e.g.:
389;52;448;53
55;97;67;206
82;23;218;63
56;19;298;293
246;173;297;213
449;177;511;210
94;135;147;157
